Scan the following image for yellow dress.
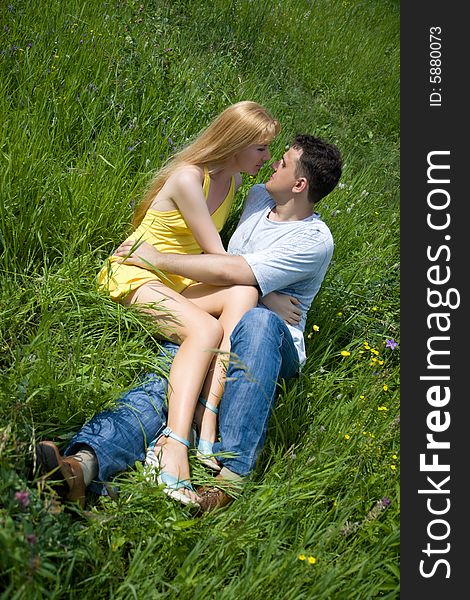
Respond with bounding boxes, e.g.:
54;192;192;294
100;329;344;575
97;167;235;298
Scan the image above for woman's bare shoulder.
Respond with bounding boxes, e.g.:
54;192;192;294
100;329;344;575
168;164;204;187
150;165;205;210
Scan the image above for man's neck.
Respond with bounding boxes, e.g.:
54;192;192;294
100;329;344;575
268;197;314;222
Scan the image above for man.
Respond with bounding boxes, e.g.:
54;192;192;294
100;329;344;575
34;134;342;512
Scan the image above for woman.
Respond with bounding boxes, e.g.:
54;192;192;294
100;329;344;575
99;101;280;504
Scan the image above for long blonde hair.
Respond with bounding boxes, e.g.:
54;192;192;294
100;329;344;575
132;101;280;228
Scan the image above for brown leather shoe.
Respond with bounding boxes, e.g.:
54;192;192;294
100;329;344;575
195;485;235;513
34;441;86;508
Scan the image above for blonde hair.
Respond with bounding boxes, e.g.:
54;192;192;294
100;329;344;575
132;101;280;228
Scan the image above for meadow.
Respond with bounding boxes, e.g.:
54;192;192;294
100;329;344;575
0;0;400;598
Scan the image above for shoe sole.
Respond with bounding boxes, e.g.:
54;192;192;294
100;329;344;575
162;486;200;506
196;452;222;472
34;443;70;501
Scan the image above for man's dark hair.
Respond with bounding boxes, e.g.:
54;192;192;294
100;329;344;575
292;134;342;204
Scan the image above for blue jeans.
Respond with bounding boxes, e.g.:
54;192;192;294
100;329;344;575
66;308;299;493
213;307;299;475
65;347;177;495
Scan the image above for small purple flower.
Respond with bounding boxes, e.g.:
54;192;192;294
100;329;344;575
385;338;398;350
15;490;30;509
127;139;142;152
27;42;33;48
26;533;37;545
4;25;9;32
381;496;391;507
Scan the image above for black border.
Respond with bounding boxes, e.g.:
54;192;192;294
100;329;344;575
401;3;466;596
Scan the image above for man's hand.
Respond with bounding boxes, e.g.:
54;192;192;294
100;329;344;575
261;292;302;325
114;240;162;271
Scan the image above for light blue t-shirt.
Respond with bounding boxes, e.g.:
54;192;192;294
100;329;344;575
228;184;334;365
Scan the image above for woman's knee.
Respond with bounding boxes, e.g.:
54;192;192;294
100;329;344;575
189;313;224;348
227;285;259;309
233;284;259;301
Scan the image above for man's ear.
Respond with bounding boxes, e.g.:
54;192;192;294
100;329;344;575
293;177;308;194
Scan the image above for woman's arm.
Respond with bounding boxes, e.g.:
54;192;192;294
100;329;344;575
260;292;302;325
168;168;227;255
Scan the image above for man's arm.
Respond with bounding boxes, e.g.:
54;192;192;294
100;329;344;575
113;240;257;286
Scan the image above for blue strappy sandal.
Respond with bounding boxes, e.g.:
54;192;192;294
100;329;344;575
193;398;222;472
145;426;198;506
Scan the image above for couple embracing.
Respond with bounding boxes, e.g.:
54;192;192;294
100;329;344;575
34;101;342;512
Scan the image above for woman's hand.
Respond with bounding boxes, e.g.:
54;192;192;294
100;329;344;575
261;292;302;325
114;240;162;271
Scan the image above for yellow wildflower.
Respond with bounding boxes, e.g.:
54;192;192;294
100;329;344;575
308;556;317;564
298;554;306;561
341;350;351;357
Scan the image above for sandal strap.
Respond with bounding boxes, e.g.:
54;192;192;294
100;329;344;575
161;426;190;448
198;397;219;415
159;471;195;492
197;438;214;455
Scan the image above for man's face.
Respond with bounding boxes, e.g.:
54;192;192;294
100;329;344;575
265;147;303;200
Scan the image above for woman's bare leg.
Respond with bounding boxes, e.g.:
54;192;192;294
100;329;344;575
122;281;223;500
182;283;259;444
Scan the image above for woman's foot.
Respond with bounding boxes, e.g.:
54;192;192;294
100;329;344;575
147;434;200;505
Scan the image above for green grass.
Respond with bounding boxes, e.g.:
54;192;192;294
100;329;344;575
1;0;400;597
